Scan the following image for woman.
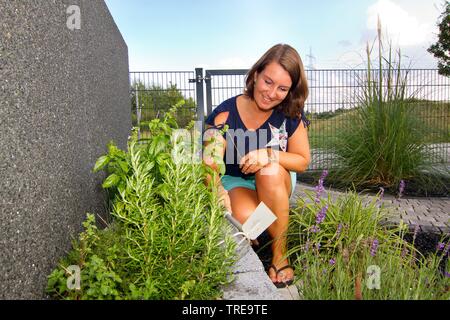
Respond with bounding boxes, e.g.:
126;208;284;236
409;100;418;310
203;44;311;288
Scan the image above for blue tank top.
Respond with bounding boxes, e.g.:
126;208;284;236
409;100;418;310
205;95;310;179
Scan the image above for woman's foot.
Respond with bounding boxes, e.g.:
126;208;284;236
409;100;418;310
267;259;295;286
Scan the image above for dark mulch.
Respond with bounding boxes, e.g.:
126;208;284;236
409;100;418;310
403;229;449;277
252;230;273;272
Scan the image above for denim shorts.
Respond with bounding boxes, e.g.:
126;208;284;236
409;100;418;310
221;171;297;199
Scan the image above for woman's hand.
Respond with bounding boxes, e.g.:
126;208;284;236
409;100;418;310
239;148;271;175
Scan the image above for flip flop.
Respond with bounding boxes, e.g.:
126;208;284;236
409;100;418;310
267;264;295;288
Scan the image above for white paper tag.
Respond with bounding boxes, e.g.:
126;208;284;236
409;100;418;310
242;202;277;240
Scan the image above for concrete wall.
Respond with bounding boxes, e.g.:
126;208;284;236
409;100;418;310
0;0;131;299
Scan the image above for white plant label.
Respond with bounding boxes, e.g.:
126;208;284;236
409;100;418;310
242;201;277;240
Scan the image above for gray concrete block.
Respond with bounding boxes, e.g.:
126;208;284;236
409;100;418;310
221;226;283;300
0;0;130;299
277;285;303;300
222;271;284;300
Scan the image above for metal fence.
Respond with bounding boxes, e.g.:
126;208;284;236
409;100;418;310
130;68;450;171
129;71;197;139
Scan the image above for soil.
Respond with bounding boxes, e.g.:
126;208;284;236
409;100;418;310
252;230;274;272
403;230;449;277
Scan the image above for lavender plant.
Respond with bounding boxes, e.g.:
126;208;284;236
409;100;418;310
287;170;449;300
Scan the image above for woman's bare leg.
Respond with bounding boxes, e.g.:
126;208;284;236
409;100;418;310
228;187;259;225
255;163;293;284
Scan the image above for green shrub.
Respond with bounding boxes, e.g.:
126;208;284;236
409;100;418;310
46;101;236;300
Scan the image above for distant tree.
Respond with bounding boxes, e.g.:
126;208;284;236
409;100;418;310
428;1;450;76
130;82;197;127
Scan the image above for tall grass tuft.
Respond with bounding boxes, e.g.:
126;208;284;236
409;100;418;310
327;18;449;195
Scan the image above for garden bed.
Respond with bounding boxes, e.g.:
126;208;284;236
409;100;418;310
251;183;449;299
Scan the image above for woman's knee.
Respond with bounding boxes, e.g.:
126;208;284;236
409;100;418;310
228;187;259;223
255;163;290;194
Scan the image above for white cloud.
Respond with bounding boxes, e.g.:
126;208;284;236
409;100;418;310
367;0;435;47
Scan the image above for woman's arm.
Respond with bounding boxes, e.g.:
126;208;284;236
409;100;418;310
202;112;229;187
281;121;311;173
202;112;232;211
239;121;311;175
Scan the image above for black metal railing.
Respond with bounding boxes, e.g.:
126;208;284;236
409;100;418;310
130;68;450;170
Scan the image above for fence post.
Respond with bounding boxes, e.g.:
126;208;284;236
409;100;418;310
205;70;212;117
135;83;141;140
194;68;205;133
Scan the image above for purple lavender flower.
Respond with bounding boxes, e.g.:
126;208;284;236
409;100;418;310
316;205;328;224
310;225;321;233
413;225;420;242
445;272;450;278
379;187;384;199
314;184;324;203
370;239;379;257
401;247;409;258
336;223;343;237
320;169;329;181
437;242;445;251
316;242;321;250
329;258;336;265
444;243;450;256
398;180;405;198
314;170;328;203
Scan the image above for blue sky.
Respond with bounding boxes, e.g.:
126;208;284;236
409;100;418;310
105;0;445;71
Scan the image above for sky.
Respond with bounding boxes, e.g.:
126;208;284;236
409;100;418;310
104;0;446;71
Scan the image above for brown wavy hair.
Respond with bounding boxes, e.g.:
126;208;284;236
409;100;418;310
244;44;309;120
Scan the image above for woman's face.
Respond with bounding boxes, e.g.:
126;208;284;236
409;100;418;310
253;61;292;111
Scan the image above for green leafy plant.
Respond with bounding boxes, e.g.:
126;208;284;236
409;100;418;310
47;101;236;300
